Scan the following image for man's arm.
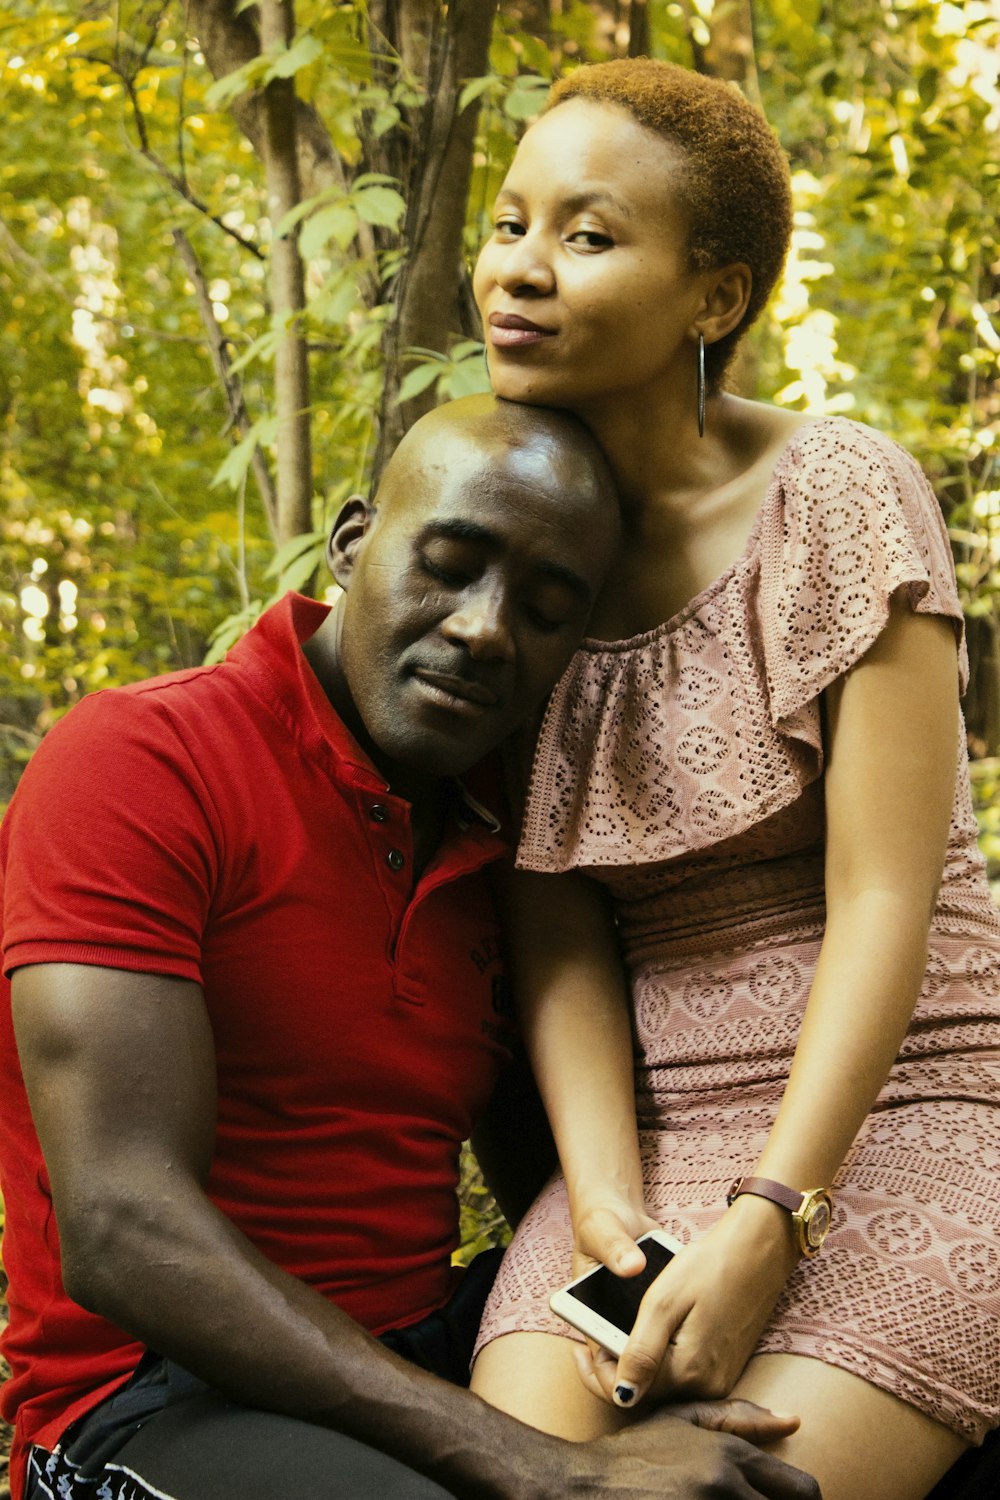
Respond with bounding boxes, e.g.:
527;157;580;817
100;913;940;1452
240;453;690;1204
13;962;819;1500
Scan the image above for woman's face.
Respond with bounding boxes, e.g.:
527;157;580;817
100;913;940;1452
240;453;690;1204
474;98;709;418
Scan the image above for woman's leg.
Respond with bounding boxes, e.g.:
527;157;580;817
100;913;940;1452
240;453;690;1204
732;1353;968;1500
473;1335;971;1499
471;1332;628;1441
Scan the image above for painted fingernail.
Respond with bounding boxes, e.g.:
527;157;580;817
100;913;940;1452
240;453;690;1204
614;1383;637;1406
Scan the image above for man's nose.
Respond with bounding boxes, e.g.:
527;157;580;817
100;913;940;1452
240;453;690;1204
440;584;516;661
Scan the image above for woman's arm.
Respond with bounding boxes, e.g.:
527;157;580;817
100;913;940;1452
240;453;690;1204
503;866;654;1275
603;598;961;1406
752;598;958;1187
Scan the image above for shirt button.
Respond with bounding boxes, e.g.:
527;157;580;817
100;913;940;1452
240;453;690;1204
387;848;405;871
369;803;388;823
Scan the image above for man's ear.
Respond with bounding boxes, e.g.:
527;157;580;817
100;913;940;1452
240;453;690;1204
327;496;374;589
692;262;753;347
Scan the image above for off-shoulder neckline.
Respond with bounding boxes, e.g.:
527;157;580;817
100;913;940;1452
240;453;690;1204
578;414;849;655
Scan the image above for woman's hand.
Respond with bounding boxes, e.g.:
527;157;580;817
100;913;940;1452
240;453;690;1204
575;1194;802;1409
571;1194;662;1279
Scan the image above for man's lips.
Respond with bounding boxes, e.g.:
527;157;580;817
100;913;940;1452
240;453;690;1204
412;668;500;711
487;311;555;348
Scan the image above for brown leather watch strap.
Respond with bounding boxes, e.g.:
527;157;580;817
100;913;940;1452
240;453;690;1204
727;1175;803;1212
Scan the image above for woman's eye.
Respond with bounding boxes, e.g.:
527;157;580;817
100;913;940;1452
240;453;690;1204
568;229;613;250
494;217;525;239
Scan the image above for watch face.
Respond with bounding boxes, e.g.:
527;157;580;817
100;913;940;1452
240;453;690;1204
805;1197;832;1247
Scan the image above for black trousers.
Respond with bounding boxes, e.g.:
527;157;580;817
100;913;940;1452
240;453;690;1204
927;1428;1000;1500
24;1250;502;1500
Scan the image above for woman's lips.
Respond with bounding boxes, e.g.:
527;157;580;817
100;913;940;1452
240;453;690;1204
488;312;555;349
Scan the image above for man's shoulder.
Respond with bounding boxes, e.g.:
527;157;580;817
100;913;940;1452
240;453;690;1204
35;662;232;757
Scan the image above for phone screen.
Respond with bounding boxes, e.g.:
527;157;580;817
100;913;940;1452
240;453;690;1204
564;1237;677;1336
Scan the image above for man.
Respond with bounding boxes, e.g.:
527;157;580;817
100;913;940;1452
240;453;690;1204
0;396;818;1500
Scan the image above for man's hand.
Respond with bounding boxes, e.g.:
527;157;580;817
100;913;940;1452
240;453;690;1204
564;1404;821;1500
13;963;818;1500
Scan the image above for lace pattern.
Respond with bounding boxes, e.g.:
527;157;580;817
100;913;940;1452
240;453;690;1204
477;419;1000;1441
518;418;968;873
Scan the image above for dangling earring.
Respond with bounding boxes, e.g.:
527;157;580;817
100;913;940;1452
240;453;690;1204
697;331;706;439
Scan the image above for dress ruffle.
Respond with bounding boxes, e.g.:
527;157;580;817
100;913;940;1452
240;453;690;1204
517;418;967;872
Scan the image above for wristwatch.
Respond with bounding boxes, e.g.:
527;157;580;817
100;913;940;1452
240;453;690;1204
726;1175;833;1258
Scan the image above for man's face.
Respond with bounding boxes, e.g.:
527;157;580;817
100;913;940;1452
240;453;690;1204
329;427;617;780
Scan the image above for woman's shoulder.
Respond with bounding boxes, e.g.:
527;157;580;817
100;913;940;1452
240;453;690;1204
769;412;931;491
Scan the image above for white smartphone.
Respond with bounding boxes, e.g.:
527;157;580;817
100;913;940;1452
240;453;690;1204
548;1228;683;1357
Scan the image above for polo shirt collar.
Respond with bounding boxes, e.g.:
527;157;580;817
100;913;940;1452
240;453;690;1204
227;591;507;842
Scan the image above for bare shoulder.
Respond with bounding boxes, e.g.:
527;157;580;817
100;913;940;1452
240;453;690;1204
717;395;817;474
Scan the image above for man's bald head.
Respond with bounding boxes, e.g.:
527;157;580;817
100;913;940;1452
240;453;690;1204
314;394;621;782
374;394;619;538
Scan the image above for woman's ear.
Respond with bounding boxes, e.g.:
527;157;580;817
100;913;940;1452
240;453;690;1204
694;263;753;347
327;496;374;589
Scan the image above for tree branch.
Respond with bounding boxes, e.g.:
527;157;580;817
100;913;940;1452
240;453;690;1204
171;227;279;540
374;0;498;471
258;0;313;548
81;52;267;260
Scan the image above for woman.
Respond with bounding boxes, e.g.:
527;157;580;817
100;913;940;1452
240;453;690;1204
468;57;1000;1500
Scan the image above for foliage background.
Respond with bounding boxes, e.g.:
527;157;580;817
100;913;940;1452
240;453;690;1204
0;3;998;1490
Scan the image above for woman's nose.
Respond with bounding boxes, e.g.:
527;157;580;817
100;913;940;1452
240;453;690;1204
491;232;555;296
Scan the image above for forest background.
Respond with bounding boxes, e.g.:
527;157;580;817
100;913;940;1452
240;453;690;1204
0;0;998;1490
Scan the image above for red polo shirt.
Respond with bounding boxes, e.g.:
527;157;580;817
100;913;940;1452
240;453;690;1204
0;593;514;1488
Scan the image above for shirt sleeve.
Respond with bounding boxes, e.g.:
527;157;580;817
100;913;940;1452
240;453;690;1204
759;419;968;758
2;688;222;982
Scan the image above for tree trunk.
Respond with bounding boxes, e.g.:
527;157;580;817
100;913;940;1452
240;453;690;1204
188;0;348;205
259;0;312;546
701;0;760;105
189;0;498;511
628;0;650;57
373;0;499;476
695;0;762;397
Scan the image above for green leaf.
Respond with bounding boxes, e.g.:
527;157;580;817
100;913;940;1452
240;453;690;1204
204;56;269;109
396;361;445;404
442;360;490;399
918;68;940;110
264;34;323;82
277;541;326;594
309;276;359;327
226;327;282;377
352;173;403;189
458;74;499;113
210;416;278;492
503;76;550;122
274;187;343;241
517;35;554;79
300;203;358;259
265;528;328;581
204;602;264;665
353;185;406;229
370;103;400;137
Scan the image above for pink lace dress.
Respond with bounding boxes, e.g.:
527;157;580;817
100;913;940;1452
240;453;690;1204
476;418;1000;1441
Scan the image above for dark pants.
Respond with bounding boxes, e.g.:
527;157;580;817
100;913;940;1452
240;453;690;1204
24;1250;502;1500
927;1427;1000;1499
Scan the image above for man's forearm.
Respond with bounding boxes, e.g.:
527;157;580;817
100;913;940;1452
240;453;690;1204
65;1183;820;1500
67;1180;568;1500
